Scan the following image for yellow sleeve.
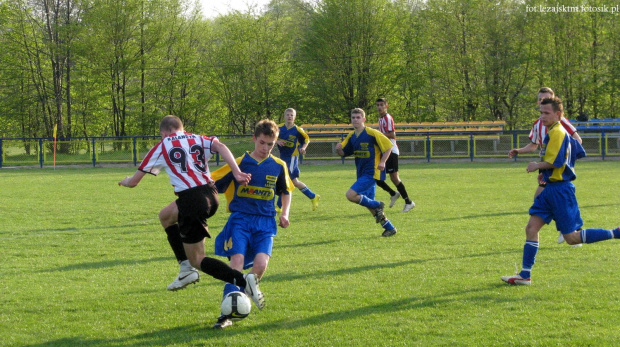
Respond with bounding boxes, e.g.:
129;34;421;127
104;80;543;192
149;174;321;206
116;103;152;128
272;156;295;193
297;126;310;144
367;128;393;153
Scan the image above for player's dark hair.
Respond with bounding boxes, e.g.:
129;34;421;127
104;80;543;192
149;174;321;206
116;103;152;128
538;87;554;97
254;119;279;138
160;115;183;133
376;98;388;104
351;108;366;118
540;96;563;113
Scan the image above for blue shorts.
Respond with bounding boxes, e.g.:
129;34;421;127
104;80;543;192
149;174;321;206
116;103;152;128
350;175;376;200
281;155;300;180
214;212;277;269
529;181;583;234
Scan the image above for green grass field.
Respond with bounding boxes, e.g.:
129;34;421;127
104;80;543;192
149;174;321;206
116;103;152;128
1;161;619;346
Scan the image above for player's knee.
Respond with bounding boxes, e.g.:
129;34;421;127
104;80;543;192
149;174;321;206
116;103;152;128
345;191;358;202
563;232;582;245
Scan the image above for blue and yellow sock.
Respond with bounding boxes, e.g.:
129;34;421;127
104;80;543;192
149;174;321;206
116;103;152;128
519;240;538;279
300;186;316;199
580;228;614;243
358;195;380;209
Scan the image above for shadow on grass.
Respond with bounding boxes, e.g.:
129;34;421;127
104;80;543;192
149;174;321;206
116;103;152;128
436;203;618;222
24;285;516;347
1;221;157;234
265;249;523;283
37;256;170;273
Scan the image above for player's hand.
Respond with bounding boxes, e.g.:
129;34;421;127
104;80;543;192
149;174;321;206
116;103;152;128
234;171;252;186
526;162;538;173
119;177;130;187
508;149;518;158
276;140;286;146
335;143;342;150
299;147;306;155
377;162;386;171
278;215;290;228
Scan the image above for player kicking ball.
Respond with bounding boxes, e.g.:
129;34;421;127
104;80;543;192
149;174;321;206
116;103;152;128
210;119;293;329
501;97;619;285
336;108;398;237
118;115;264;310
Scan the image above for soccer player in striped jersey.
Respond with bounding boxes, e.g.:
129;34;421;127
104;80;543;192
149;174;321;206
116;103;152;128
118;115;264;309
336;108;398;237
501;97;619;286
276;108;320;211
375;98;415;212
508;87;583;244
210;119;293;329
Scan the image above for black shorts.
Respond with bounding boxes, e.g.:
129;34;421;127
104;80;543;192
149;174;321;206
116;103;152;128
175;183;219;243
385;153;399;173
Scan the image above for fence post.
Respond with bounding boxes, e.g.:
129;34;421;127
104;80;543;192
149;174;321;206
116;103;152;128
92;138;97;167
133;137;138;166
512;132;518;162
216;153;220;166
601;131;606;160
426;135;431;162
341;134;345;164
39;138;44;168
469;133;474;162
0;139;3;169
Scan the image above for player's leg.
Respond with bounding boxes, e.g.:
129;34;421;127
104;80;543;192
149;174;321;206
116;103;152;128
213;253;245;329
501;215;544;285
159;202;199;291
348;178;396;236
386;155;414;212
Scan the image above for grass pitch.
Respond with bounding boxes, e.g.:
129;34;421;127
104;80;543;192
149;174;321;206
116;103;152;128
1;161;619;346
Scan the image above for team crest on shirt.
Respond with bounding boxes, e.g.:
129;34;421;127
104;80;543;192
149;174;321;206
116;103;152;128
265;175;277;189
279;135;296;148
237;185;274;200
354;143;370;158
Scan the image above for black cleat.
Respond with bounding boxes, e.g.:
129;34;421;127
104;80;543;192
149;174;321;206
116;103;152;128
212;315;233;329
382;228;397;237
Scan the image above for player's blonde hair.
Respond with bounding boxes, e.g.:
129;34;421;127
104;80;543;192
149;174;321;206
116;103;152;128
159;115;183;133
538;87;554;97
284;108;296;116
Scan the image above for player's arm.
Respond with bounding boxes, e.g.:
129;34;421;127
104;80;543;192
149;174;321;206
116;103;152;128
119;170;147;188
279;193;291;228
382;130;396;140
509;142;539;158
526;161;555;173
571;132;583;144
335;142;345;156
275;166;292;228
298;127;310;155
378;150;391;171
211;140;251;185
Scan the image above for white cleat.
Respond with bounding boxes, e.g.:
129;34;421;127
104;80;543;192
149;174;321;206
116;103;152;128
167;269;199;291
389;192;401;208
501;274;531;285
244;273;265;310
402;202;415;212
557;233;565;244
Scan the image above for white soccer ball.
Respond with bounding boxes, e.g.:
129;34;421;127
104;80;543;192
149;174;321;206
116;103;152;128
221;291;251;320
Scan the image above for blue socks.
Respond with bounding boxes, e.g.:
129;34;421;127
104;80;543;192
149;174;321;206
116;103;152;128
580;228;615;243
358;195;381;209
381;219;395;231
300;186;316;199
519;240;539;279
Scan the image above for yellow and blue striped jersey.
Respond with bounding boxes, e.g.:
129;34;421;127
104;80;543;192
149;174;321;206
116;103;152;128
340;127;393;180
277;124;310;157
212;152;294;216
540;121;586;183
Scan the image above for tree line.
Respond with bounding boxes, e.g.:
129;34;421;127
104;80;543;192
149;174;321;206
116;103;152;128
1;0;618;141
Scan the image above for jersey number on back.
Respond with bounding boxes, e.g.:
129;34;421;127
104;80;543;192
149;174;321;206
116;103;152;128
168;145;206;173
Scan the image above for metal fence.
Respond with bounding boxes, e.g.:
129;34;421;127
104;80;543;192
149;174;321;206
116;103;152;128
1;130;619;168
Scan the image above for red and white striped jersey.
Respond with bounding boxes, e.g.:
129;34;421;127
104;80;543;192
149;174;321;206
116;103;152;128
139;131;218;192
529;117;577;147
378;113;399;155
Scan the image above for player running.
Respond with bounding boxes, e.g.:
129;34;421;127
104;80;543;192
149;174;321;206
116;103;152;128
336;108;398;237
501;97;619;286
276;108;320;211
